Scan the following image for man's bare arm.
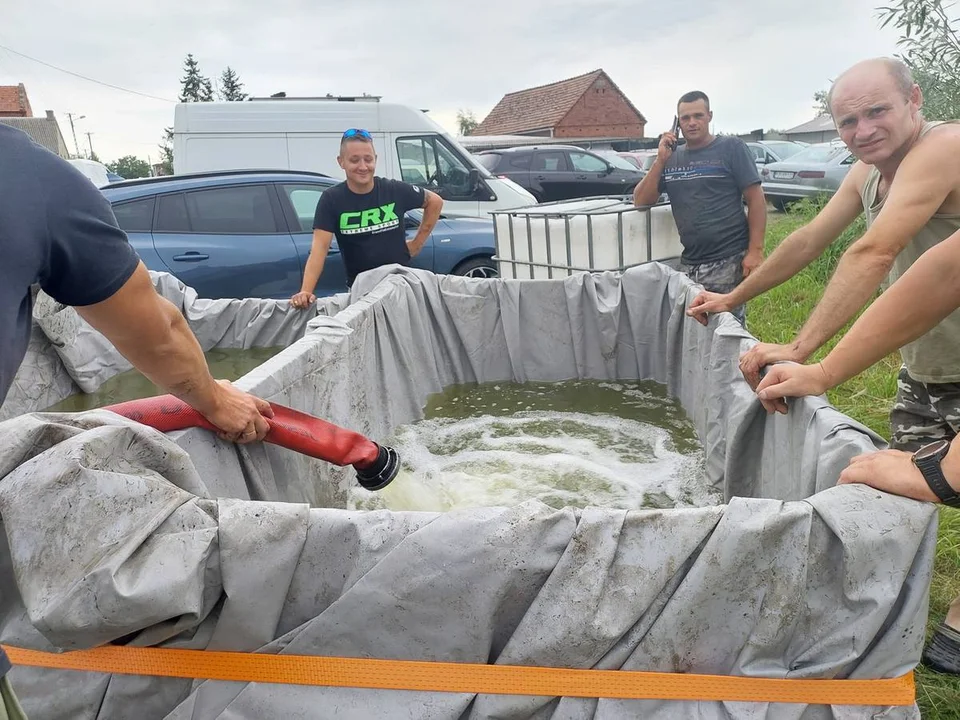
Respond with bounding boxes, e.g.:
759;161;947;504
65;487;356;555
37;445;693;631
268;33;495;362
408;190;443;257
819;226;960;385
76;262;273;440
633;131;675;207
788;130;960;361
741;183;767;276
291;229;334;308
755;226;960;411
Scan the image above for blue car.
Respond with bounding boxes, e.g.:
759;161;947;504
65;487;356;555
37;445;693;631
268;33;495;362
100;170;499;299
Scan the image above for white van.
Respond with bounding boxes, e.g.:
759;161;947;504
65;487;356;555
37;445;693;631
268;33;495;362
172;97;537;217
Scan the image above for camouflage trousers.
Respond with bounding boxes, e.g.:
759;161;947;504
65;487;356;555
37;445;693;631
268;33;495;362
680;250;746;325
890;365;960;632
890;365;960;452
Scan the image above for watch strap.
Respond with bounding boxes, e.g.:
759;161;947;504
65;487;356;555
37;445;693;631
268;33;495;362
915;454;960;508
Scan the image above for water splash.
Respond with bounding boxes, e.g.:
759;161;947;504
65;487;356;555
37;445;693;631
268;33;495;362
349;380;713;512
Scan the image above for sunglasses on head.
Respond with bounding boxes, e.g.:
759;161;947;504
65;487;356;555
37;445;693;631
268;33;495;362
342;128;372;139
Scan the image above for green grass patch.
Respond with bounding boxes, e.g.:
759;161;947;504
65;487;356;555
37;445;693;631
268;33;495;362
747;202;960;717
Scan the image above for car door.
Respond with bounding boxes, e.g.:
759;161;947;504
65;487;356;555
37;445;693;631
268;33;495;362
530;150;573;202
151;183;301;299
568;150;617;197
395;135;482;216
110;196;161;267
275;183;349;296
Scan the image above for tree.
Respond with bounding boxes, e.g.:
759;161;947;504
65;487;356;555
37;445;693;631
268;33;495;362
160;53;217;174
107;155;152;179
177;53;212;103
158;131;174;176
877;0;960;119
812;89;831;116
199;76;215;103
457;109;479;136
219;66;247;101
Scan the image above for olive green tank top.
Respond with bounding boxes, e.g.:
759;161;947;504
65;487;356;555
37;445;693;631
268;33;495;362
860;119;960;383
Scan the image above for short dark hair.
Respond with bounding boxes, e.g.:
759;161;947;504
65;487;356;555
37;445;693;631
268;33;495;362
678;91;710;111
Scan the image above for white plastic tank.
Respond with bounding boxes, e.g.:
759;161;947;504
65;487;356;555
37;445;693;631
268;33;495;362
493;198;683;279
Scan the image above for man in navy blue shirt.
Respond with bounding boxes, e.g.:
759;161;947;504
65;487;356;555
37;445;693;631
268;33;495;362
0;124;274;712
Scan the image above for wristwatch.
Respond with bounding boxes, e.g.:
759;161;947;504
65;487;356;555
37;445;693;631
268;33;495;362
911;439;960;507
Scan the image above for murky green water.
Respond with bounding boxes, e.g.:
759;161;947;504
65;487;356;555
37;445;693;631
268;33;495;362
349;380;713;513
45;347;284;412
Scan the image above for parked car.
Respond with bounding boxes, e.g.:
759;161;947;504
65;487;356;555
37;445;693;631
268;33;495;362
100;170;499;300
616;151;658;175
67;158;112;187
746;140;807;170
474;145;644;203
760;141;856;210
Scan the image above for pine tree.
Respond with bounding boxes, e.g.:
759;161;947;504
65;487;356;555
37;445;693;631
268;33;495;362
178;53;207;102
158;128;174;175
219;66;247;101
199;76;215;102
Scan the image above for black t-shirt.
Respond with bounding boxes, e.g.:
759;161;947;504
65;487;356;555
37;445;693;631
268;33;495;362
0;125;140;677
313;177;425;285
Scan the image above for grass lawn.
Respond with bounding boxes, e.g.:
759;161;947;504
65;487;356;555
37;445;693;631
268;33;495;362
746;202;960;718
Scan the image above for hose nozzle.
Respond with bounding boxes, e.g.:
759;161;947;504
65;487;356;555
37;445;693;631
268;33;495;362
355;444;400;491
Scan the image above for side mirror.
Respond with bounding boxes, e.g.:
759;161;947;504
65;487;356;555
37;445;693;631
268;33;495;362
468;167;480;191
604;163;615;175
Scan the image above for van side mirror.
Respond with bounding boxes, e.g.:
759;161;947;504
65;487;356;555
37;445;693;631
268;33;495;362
468;167;480;191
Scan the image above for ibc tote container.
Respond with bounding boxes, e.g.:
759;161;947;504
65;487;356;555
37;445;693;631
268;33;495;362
492;196;684;279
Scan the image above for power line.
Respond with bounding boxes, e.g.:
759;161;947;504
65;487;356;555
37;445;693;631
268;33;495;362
0;44;176;103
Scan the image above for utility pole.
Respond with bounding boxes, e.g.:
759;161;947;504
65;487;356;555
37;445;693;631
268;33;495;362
85;131;95;160
66;112;84;158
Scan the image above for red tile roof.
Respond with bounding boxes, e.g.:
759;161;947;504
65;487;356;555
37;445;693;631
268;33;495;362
472;69;645;136
0;84;31;116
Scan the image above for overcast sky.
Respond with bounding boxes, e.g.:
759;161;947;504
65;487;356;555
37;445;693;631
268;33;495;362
3;0;903;164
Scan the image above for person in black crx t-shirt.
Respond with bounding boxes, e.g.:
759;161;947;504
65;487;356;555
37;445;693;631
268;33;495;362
290;128;444;307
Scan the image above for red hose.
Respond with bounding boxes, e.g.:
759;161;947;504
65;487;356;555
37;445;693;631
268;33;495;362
105;395;379;469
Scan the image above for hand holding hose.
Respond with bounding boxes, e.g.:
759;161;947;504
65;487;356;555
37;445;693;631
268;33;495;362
198;380;275;443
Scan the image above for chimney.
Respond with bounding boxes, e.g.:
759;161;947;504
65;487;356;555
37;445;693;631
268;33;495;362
18;83;32;117
45;110;55;120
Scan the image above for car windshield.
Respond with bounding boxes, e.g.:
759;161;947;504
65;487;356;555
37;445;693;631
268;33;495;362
475;153;501;171
786;143;848;164
763;142;805;160
601;153;641;171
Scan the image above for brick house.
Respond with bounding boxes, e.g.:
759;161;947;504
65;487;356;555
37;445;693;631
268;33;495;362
472;69;646;139
0;83;70;157
0;83;32;117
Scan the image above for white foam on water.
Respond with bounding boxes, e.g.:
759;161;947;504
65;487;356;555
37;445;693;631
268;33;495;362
349;407;713;513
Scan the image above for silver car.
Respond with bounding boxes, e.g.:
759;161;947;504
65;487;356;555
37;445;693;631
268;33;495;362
760;141;856;210
746;140;806;170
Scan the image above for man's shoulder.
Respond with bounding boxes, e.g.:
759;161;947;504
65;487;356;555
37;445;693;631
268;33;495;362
1;124;65;183
715;135;749;153
916;120;960;152
377;176;421;192
318;180;348;203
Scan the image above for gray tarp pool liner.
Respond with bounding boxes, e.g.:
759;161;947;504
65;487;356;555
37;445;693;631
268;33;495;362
0;272;318;421
0;264;938;719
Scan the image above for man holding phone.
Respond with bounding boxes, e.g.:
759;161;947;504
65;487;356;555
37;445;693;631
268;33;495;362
633;91;766;325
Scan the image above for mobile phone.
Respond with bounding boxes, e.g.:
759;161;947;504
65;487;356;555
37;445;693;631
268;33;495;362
669;115;679;149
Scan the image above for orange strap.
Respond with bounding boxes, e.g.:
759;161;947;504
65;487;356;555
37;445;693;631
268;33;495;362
2;645;914;706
